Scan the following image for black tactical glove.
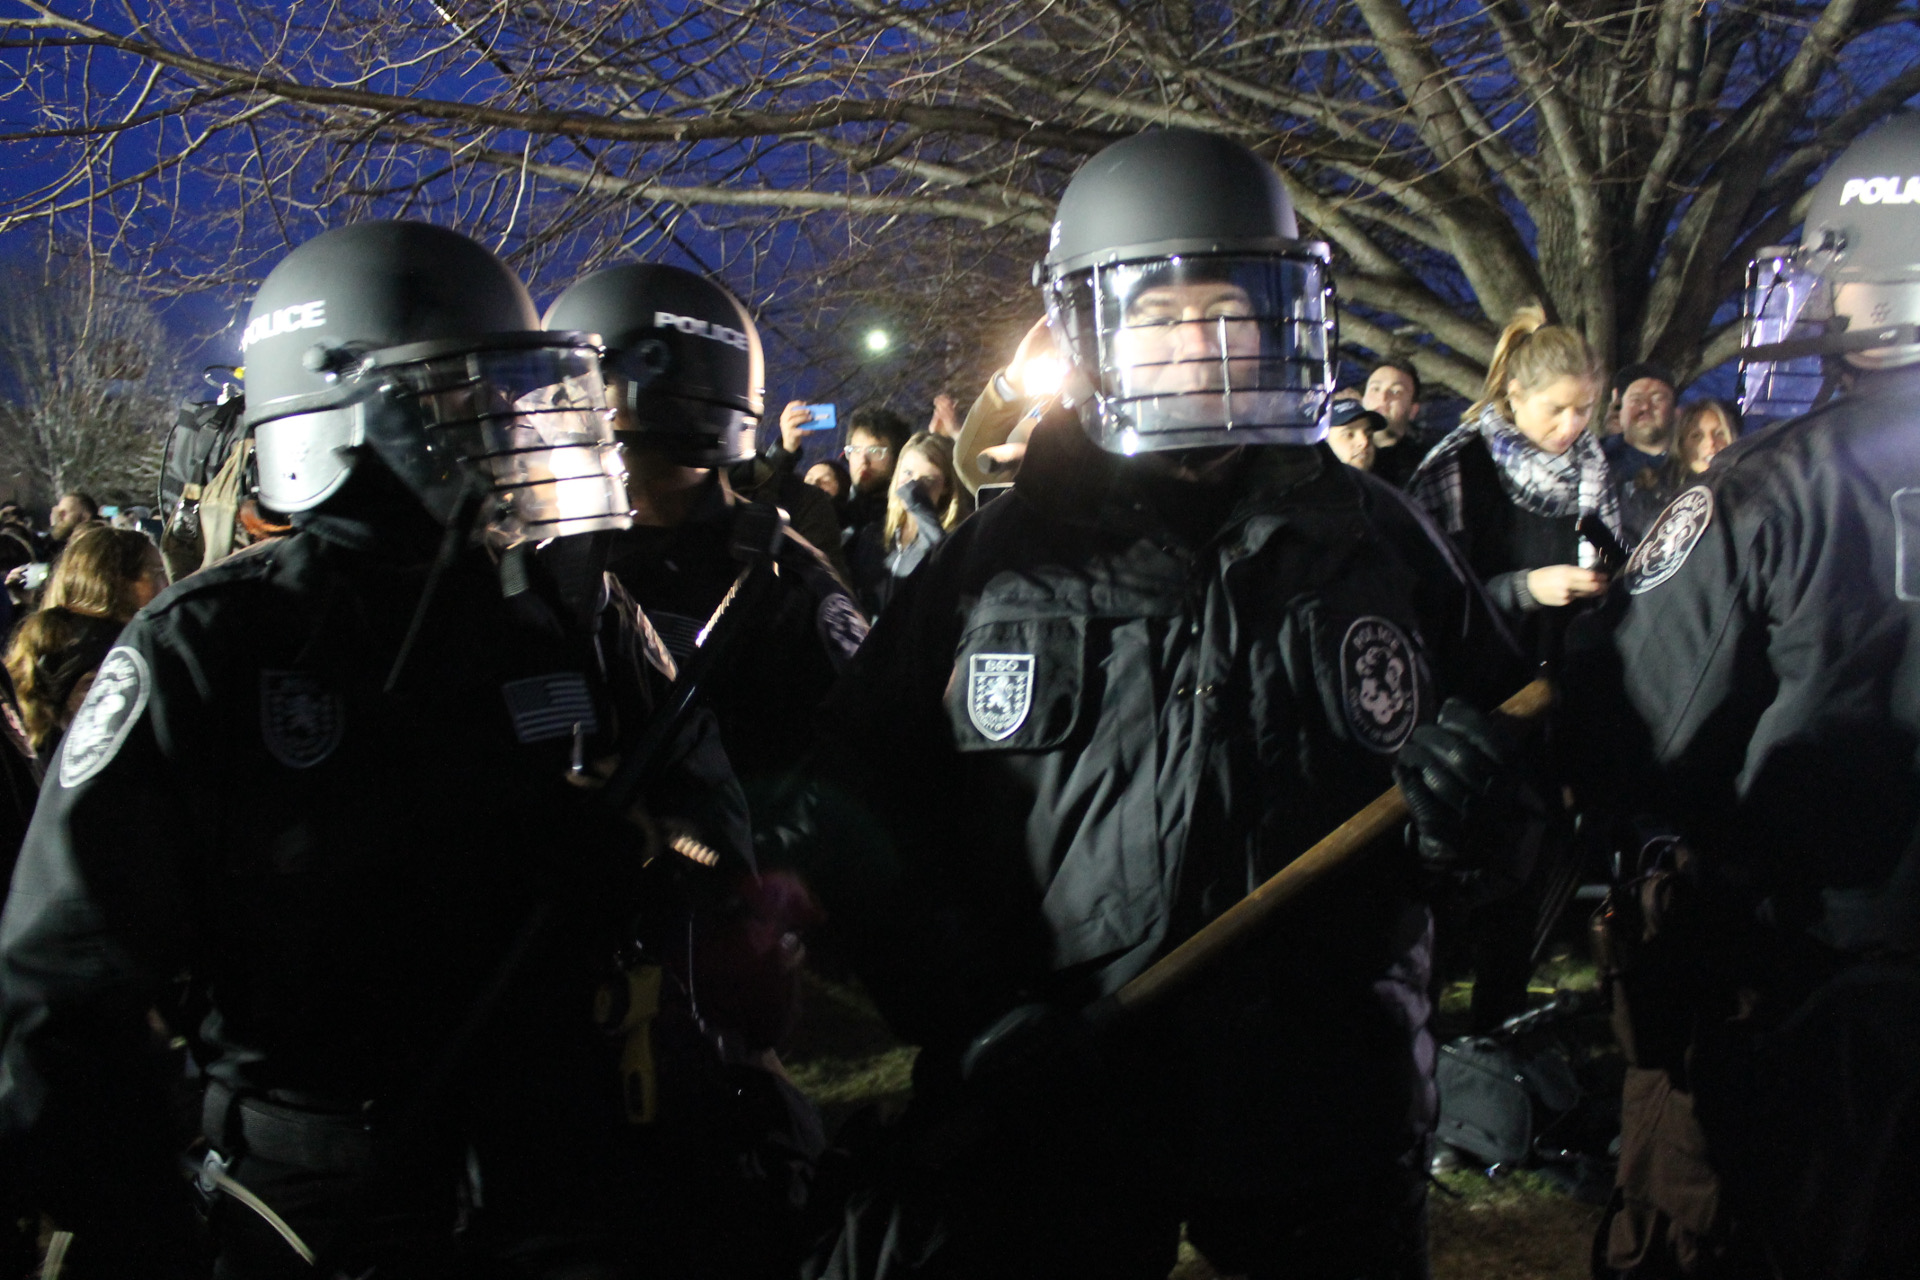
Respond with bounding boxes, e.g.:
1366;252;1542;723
958;1001;1108;1094
894;476;927;508
1393;696;1528;888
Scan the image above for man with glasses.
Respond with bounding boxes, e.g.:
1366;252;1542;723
839;405;912;601
841;406;909;514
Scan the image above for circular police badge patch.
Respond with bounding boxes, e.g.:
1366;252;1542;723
261;670;344;768
1340;618;1419;754
59;646;151;789
817;593;869;669
1624;486;1713;596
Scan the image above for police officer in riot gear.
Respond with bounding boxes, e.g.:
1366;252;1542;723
1570;112;1920;1278
783;128;1530;1280
545;263;867;790
0;221;750;1277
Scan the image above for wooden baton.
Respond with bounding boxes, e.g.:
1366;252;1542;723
1108;677;1556;1019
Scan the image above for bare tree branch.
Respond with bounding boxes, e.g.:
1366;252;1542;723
0;0;1911;413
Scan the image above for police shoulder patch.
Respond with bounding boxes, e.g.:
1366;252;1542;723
967;652;1034;742
261;670;345;769
1340;617;1419;753
60;646;151;788
1624;485;1714;596
817;593;869;669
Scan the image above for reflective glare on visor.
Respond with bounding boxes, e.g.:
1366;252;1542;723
390;345;631;545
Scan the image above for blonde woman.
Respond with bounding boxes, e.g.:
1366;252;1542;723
1408;307;1623;659
4;524;167;767
852;430;972;615
1406;308;1624;1031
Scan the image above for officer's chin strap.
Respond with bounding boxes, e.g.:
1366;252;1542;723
384;480;487;695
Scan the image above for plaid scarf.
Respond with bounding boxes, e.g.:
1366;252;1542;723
1407;404;1622;570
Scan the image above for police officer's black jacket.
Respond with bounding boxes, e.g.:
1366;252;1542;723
0;504;747;1255
1567;363;1920;956
782;420;1524;1169
606;472;867;790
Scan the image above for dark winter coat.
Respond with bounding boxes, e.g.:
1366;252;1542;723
785;416;1526;1190
607;473;867;789
0;516;745;1269
1570;362;1920;955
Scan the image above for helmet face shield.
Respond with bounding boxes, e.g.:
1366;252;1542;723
605;343;758;466
1738;248;1831;425
544;263;766;468
381;342;629;545
1047;253;1334;453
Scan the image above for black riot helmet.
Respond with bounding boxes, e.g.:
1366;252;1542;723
1739;113;1920;418
543;264;764;466
240;221;628;545
1039;127;1335;454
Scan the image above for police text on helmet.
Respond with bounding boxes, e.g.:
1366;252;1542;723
241;301;326;351
1838;176;1920;206
653;311;750;351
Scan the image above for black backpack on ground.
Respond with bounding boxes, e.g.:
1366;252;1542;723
1435;991;1620;1201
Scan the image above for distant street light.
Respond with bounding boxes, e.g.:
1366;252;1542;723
863;328;891;354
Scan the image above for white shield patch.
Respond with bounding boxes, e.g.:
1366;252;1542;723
261;670;345;769
1624;485;1714;596
1340;618;1419;754
967;653;1034;742
60;646;150;788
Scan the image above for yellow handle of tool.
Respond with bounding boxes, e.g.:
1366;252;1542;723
595;965;664;1124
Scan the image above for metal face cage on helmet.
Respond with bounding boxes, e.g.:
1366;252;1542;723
254;337;630;548
1037;127;1335;455
1733;113;1920;406
1044;250;1335;454
1738;247;1832;426
241;221;630;546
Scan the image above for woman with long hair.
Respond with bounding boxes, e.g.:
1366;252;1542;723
1408;306;1622;662
1620;397;1739;545
1406;308;1622;1033
852;430;972;616
4;523;167;769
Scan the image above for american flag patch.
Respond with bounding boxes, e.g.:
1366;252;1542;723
501;672;600;744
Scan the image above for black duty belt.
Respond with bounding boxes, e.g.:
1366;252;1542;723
202;1080;379;1173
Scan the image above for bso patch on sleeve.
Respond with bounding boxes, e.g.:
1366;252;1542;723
967;653;1033;741
1623;486;1714;596
60;646;151;788
1341;617;1419;753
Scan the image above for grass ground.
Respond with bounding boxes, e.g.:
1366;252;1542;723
783;942;1611;1280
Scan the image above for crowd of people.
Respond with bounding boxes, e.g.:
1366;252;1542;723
0;115;1916;1280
